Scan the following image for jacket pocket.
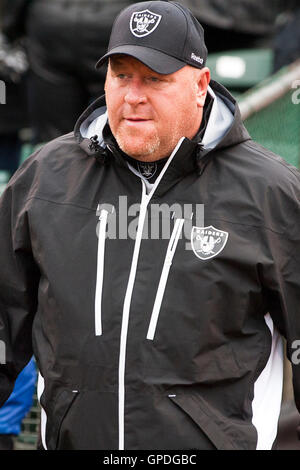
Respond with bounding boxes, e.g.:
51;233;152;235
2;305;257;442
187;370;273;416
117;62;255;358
47;389;79;450
95;208;109;336
168;393;237;450
147;218;185;340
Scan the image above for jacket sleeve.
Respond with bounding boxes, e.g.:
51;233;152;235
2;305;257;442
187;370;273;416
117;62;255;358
0;160;40;407
261;165;300;414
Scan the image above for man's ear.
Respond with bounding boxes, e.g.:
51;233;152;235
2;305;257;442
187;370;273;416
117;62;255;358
196;67;210;108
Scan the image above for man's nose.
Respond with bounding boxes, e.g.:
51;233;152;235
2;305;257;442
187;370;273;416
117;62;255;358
124;79;147;105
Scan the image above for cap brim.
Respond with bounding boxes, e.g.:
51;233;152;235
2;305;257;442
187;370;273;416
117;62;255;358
95;45;186;75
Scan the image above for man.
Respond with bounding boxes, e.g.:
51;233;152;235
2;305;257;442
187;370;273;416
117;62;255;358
0;1;299;451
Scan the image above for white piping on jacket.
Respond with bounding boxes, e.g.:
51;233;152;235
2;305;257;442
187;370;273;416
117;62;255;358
37;372;47;450
251;313;283;450
118;182;148;451
118;137;185;450
95;208;109;336
147;217;185;340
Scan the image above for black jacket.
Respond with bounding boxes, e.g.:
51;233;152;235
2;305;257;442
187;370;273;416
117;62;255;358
0;81;299;450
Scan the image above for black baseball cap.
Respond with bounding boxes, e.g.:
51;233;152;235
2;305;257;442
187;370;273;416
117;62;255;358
95;1;207;74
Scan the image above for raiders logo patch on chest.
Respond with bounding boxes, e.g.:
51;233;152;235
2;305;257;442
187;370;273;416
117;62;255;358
191;225;229;260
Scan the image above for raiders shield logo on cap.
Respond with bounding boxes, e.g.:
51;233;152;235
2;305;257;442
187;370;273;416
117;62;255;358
191;225;228;260
130;10;162;37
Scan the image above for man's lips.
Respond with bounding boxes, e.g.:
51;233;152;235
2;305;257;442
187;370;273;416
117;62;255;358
123;117;151;122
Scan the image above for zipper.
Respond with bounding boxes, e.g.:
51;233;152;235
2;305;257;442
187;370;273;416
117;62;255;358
147;218;185;341
118;182;148;450
95;208;109;336
117;138;185;450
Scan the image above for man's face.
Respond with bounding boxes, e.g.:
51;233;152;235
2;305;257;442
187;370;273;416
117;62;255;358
105;56;209;161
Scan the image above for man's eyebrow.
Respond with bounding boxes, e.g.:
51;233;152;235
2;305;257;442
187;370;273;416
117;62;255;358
109;57;126;68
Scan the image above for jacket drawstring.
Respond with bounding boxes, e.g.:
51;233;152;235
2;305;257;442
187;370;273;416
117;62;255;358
95;208;109;336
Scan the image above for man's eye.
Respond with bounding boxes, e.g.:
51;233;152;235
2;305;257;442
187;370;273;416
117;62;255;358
148;77;160;82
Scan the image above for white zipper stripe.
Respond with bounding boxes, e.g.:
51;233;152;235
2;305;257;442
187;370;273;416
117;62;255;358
147;218;185;341
118;184;148;450
95;209;109;336
117;137;185;450
37;372;47;450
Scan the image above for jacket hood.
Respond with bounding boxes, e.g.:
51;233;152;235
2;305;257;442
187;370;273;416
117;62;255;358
74;79;251;173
